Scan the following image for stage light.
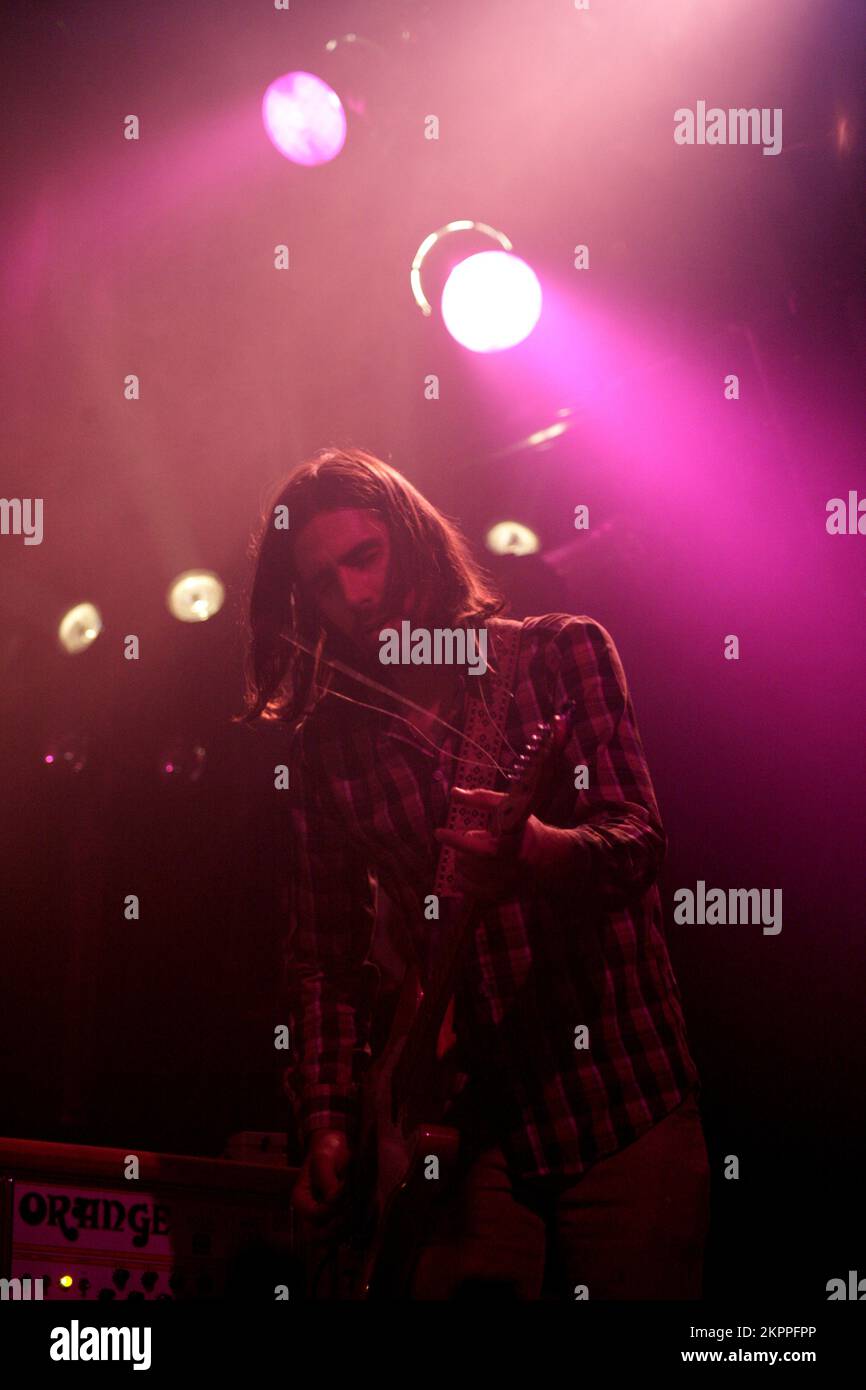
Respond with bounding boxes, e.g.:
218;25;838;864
411;221;513;315
441;251;542;352
58;602;102;654
167;571;225;623
42;735;88;774
525;422;568;448
262;71;347;166
159;742;207;785
836;114;852;154
485;521;540;557
490;410;574;461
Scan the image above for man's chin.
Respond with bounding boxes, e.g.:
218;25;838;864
343;627;388;665
361;614;401;640
350;617;406;666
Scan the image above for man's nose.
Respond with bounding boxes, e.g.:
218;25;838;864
339;568;376;608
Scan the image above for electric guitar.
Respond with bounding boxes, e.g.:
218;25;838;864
349;699;577;1298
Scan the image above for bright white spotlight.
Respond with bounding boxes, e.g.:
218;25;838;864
262;71;347;166
441;251;542;352
167;571;225;623
58;602;102;654
485;522;540;557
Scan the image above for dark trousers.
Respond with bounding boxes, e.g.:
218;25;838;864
408;1092;711;1300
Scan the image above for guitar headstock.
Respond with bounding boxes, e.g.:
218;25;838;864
493;699;577;837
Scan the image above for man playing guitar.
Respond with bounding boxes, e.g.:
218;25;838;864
241;446;710;1300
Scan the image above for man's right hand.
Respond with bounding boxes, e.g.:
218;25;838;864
291;1129;353;1230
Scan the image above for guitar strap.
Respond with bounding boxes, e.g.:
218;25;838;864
430;619;522;900
430;616;525;1061
433;616;525;898
360;617;524;1034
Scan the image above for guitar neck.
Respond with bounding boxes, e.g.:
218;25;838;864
390;699;576;1122
390;892;482;1118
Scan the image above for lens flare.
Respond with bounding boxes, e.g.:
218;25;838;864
441;251;542;352
262;71;347;166
58;602;102;654
167;571;225;623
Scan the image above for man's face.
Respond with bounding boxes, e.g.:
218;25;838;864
293;508;418;656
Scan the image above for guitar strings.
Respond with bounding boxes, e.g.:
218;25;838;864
279;631;520;778
281;631;515;776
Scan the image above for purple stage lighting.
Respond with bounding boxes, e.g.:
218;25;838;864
262;71;347;167
441;251;543;352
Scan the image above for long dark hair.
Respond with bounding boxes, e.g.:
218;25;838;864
237;447;507;731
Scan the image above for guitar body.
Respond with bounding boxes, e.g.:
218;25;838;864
352;962;461;1299
348;700;577;1299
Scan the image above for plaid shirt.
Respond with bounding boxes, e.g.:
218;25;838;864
282;613;700;1181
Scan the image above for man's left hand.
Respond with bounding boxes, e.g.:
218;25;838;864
433;786;550;902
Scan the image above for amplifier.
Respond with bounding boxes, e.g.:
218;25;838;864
0;1136;300;1301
